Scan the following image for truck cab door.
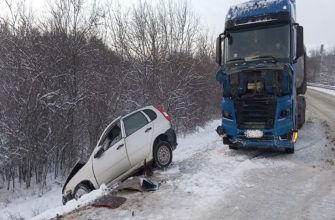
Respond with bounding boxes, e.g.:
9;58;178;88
123;111;153;167
92;120;131;185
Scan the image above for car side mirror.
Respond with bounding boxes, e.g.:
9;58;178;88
94;147;104;159
296;25;304;60
216;36;223;65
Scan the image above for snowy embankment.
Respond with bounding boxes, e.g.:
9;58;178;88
31;185;108;220
308;86;335;96
0;183;61;220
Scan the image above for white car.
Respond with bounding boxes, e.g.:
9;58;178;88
62;106;177;204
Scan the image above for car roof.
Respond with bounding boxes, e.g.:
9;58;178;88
121;105;156;119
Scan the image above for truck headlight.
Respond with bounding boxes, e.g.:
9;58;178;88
279;109;291;119
223;110;233;120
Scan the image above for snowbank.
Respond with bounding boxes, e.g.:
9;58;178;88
32;184;108;220
309;86;335;97
173;120;221;162
0;182;62;220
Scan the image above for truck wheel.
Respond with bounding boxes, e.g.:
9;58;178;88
285;148;294;154
229;144;238;150
297;96;306;129
74;184;91;200
154;141;172;169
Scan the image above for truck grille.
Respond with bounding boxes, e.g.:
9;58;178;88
234;96;277;129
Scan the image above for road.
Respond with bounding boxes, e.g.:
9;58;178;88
56;88;335;220
307;89;335;143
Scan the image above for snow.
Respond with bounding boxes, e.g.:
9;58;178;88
0;182;62;220
32;185;108;220
173;120;220;162
308;86;335;97
229;0;283;19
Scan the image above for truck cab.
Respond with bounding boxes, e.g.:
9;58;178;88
216;0;307;153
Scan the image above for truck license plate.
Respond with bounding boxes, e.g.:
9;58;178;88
245;130;263;138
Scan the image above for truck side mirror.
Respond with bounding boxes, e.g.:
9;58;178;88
296;25;304;59
216;36;222;65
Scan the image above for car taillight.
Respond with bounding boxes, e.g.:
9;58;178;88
154;106;171;121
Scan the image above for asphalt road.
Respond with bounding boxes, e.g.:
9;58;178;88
307;89;335;142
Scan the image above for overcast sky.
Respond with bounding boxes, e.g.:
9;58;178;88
4;0;335;51
126;0;335;51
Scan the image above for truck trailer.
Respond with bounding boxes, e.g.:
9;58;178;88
216;0;307;153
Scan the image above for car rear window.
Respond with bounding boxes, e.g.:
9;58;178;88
143;109;157;121
123;112;149;136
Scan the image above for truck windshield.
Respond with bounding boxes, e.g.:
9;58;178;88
225;24;290;63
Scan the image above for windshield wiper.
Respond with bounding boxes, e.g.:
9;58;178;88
250;55;277;63
227;58;245;63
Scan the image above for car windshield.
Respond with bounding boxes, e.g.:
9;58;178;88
224;24;290;63
99;120;122;147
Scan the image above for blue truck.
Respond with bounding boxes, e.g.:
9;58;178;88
215;0;307;153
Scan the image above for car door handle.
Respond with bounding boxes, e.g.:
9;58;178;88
117;144;124;150
145;127;152;133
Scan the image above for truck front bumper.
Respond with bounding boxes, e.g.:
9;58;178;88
216;126;296;149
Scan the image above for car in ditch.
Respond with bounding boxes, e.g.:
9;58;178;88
62;106;177;204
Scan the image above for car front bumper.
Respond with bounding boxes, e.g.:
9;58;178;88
62;190;73;205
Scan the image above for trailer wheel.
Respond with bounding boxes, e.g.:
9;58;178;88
297;96;306;129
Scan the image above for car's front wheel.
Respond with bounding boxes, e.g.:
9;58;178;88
154;141;172;169
74;184;91;200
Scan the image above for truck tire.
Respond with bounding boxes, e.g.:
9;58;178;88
229;144;239;150
74;184;92;200
297;81;307;95
154;141;172;169
297;96;306;129
297;51;307;95
285;147;295;154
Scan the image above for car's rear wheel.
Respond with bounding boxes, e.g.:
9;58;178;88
74;184;91;200
154;141;172;169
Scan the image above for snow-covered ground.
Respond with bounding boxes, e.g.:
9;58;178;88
31;185;109;220
0;180;62;220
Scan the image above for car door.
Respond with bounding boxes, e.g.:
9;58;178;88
123;111;153;167
92;120;131;185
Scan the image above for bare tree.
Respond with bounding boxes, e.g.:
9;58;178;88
0;0;220;191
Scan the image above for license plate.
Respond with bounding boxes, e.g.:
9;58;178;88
245;130;263;138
